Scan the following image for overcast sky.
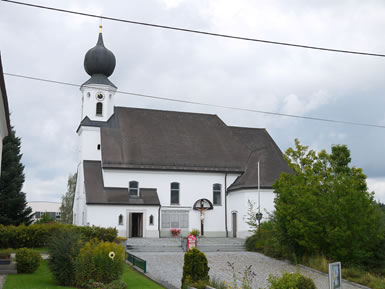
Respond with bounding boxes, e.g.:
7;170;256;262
1;0;385;203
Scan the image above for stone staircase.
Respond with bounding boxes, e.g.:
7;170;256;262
196;237;245;252
126;237;245;253
127;237;184;252
0;261;17;274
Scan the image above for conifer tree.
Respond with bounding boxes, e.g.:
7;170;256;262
0;127;32;225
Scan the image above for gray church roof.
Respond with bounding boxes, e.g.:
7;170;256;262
80;106;290;191
84;160;160;205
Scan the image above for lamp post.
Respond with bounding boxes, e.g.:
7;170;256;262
256;212;263;239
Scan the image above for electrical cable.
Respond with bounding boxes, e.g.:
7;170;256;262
4;72;385;129
2;0;385;58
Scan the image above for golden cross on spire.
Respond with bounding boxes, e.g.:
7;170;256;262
99;16;103;33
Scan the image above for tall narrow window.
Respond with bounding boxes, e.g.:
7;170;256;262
118;214;123;225
170;182;180;205
96;102;103;116
149;215;154;226
213;183;222;205
129;181;139;196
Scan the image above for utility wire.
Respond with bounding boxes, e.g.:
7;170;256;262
4;72;385;129
2;0;385;58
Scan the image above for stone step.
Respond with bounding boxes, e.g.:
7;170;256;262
127;246;183;253
0;263;17;274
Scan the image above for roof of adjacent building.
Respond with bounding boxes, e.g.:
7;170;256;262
84;160;160;205
80;106;291;192
0;53;11;136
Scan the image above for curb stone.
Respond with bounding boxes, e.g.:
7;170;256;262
0;274;7;289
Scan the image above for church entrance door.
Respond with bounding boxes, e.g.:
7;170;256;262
129;213;143;238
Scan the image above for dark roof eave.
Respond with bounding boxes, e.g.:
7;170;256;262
102;163;244;173
227;185;274;192
86;202;160;206
0;53;11;135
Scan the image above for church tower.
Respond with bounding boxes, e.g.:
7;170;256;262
80;25;117;122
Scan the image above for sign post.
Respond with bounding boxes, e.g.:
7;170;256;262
187;234;197;250
328;262;342;289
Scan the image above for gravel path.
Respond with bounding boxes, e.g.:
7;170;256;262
135;251;364;289
0;275;6;289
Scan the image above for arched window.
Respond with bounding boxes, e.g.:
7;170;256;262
149;215;154;226
96;102;103;116
213;183;222;205
118;214;123;225
129;181;139;196
170;182;180;205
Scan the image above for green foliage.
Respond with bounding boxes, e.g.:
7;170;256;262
245;199;258;234
273;139;385;266
0;128;33;225
60;173;77;224
15;248;41;273
267;272;316;289
189;229;200;237
0;223;118;248
74;239;125;287
47;230;82;286
181;248;209;289
35;212;55;224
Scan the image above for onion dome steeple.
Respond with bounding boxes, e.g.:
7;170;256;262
82;25;117;88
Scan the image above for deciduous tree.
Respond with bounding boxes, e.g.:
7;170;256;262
59;173;77;224
273;139;384;265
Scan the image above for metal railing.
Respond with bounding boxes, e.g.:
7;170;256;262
126;251;147;273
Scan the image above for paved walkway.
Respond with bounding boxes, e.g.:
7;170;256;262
135;251;366;289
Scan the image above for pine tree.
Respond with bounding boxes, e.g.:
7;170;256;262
59;173;77;224
0;127;32;225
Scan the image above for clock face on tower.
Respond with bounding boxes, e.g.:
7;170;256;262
96;92;105;101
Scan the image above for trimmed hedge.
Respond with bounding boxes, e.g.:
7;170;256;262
15;248;41;273
0;223;117;248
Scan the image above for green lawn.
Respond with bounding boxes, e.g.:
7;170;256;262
4;260;164;289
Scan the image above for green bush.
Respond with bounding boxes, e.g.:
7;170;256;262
0;223;118;249
267;272;316;289
189;229;200;237
181;248;209;289
74;239;125;287
15;248;41;273
48;230;83;286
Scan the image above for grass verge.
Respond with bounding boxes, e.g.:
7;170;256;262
4;260;164;289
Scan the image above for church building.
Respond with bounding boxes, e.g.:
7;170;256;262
73;27;291;238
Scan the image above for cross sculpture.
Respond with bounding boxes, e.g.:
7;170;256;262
193;198;213;236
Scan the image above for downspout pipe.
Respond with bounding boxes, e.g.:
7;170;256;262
158;205;161;238
225;172;228;238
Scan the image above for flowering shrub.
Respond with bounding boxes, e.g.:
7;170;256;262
189;229;200;237
86;279;127;289
74;239;125;287
170;228;181;237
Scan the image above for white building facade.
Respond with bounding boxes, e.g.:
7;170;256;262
73;28;290;239
0;54;11;172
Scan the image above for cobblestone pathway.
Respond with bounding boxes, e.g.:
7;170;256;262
135;251;366;289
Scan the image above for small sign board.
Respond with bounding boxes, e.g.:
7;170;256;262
328;262;342;289
187;234;196;250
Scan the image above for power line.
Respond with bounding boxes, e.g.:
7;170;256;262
4;72;385;129
3;0;385;58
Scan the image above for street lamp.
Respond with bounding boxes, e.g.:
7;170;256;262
256;212;263;239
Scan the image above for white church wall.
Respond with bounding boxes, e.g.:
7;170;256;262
78;126;101;161
0;88;9;173
227;188;275;239
103;169;240;236
87;205;159;238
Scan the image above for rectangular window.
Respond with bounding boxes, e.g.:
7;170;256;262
161;210;189;229
213;184;222;205
170;182;180;205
